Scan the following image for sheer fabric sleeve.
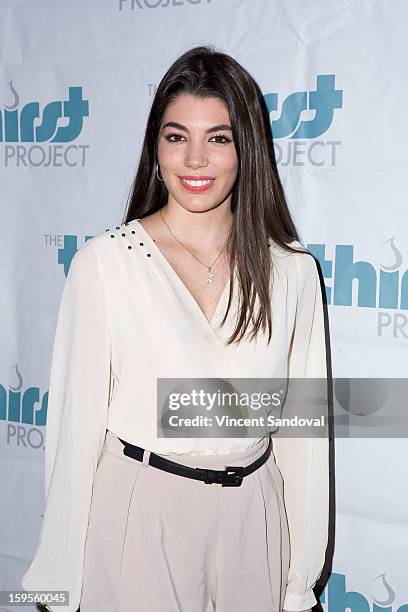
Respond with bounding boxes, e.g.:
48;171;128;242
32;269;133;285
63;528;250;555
273;251;329;611
21;239;112;612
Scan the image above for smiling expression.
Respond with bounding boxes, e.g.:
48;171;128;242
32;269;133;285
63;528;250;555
157;94;239;212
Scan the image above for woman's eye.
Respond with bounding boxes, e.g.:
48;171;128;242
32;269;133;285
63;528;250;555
164;134;232;144
210;135;232;144
165;134;185;143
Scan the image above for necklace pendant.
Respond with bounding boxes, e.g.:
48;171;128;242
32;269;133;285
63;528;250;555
207;268;215;284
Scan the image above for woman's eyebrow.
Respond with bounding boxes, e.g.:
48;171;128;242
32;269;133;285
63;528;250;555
161;121;232;133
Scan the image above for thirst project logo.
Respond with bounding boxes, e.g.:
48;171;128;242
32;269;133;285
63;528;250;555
265;74;343;167
1;364;47;450
309;239;408;338
320;572;408;612
1;82;90;167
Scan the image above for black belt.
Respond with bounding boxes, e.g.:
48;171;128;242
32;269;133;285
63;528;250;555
117;435;272;487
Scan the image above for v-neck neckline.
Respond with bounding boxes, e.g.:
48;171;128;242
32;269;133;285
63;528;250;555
134;218;232;332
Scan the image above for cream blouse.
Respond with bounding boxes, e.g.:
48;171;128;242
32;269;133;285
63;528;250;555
21;217;329;612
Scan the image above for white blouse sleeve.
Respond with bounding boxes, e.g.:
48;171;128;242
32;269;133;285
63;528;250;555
21;239;111;612
272;251;329;611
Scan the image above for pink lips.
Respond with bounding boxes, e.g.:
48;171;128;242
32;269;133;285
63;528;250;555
178;176;215;192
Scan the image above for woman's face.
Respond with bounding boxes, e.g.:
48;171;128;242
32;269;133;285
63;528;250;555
157;94;239;213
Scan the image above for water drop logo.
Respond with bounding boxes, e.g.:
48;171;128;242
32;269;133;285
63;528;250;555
3;79;19;110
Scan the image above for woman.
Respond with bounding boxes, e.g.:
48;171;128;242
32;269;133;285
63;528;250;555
21;45;330;612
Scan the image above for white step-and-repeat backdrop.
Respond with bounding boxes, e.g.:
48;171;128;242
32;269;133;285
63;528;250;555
1;1;407;610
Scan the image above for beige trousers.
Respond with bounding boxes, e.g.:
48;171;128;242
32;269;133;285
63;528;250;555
80;430;290;612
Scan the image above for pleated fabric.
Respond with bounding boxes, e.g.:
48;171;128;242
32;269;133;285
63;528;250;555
79;430;290;612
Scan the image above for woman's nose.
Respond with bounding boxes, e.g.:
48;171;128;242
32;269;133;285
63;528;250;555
184;144;208;168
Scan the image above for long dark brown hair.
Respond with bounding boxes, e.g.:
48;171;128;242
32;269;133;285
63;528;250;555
122;44;306;346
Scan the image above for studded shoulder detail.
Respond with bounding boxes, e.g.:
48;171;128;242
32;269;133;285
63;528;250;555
104;221;152;257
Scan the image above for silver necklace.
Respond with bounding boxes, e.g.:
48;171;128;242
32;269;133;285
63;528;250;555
159;209;228;284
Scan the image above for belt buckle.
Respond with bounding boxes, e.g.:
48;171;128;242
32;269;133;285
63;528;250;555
222;465;245;487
